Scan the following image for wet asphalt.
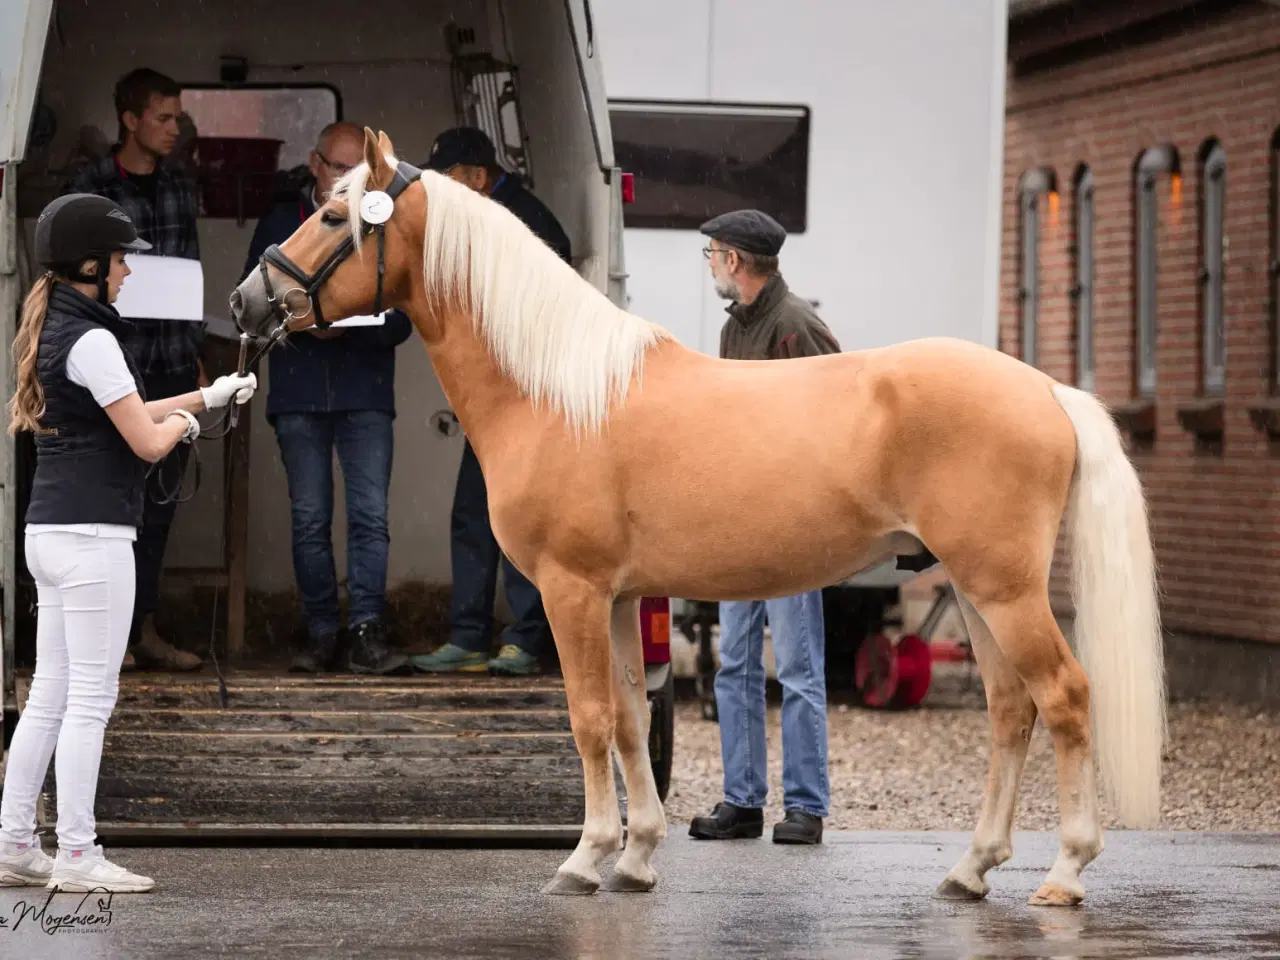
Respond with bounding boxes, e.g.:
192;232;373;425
0;831;1277;959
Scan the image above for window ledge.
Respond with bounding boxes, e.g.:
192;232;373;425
1247;398;1280;441
1111;399;1156;441
1176;398;1225;443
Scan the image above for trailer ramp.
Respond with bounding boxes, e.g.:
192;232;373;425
18;671;585;843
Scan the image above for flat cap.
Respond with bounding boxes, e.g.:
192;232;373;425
699;209;786;257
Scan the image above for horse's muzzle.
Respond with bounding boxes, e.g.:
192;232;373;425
228;269;275;338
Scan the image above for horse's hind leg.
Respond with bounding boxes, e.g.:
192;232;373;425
602;598;667;892
972;592;1103;906
540;575;623;896
937;586;1039;900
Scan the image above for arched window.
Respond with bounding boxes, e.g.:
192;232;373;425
1274;130;1280;389
1135;145;1180;398
1199;140;1226;395
1072;165;1095;392
1018;168;1056;369
1248;132;1280;438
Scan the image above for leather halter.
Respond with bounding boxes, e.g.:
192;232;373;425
257;159;423;331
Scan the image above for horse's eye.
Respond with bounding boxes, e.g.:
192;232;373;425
321;211;346;227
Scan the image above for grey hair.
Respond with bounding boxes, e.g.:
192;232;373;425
734;249;779;278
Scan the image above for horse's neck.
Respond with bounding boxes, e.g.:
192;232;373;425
417;306;529;446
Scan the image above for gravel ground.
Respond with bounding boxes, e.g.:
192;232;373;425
663;665;1280;832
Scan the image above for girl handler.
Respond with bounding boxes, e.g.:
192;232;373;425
0;193;256;893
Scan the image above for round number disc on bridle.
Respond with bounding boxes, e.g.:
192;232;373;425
360;191;394;225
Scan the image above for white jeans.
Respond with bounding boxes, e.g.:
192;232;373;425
0;531;134;850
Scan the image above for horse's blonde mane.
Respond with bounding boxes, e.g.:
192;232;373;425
334;154;669;436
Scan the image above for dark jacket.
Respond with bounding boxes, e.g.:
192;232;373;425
719;274;841;360
241;183;415;421
25;284;149;528
490;174;572;263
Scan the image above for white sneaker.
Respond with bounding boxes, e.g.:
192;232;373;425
46;845;154;893
0;836;55;886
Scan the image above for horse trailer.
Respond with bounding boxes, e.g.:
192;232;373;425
1;0;670;841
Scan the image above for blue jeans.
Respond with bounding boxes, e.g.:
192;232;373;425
715;591;830;818
449;439;548;654
273;411;394;641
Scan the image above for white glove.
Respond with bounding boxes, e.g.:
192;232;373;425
200;373;258;410
166;409;201;442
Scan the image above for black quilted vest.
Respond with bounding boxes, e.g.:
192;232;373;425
24;284;148;528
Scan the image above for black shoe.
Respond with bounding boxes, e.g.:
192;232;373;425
772;809;824;845
347;619;412;676
289;630;342;673
688;802;764;840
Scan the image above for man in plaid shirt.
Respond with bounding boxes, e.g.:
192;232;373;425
64;67;207;671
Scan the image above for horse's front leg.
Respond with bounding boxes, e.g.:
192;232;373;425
540;573;623;895
602;598;667;892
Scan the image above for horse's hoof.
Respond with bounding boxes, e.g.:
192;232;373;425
1028;882;1083;907
935;875;988;901
602;869;657;893
541;871;599;896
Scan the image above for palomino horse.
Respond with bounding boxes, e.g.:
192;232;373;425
229;129;1166;905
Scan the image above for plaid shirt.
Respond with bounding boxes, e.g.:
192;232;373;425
64;152;206;388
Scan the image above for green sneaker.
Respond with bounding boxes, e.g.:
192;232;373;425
488;643;541;676
409;643;489;674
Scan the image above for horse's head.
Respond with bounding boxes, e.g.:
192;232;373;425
229;127;421;341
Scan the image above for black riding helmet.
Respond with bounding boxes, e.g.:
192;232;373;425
34;193;152;303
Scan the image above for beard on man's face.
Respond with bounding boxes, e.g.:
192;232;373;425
714;275;741;302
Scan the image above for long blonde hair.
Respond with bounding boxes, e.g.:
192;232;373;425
8;273;56;435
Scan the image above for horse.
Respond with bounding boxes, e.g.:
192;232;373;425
228;128;1166;906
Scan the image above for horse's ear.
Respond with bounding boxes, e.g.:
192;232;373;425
362;126;392;187
377;130;395;157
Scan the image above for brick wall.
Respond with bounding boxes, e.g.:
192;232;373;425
1001;3;1280;644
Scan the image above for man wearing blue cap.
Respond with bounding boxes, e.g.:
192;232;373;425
689;208;839;846
411;127;571;677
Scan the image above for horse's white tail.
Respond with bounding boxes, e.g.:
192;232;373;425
1051;383;1166;829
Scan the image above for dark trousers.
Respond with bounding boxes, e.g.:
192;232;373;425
273;411;395;641
129;440;190;645
449;439;548;654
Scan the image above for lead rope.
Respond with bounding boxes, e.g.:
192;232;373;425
143;332;283;705
206;332;276;708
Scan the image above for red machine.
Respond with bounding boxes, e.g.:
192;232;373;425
640;597;674;801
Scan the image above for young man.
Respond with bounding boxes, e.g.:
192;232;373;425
64;67;205;672
687;209;839;846
409;127;571;678
241;121;415;676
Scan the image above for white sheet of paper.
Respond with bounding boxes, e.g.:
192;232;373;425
113;254;205;322
331;312;387;327
202;313;242;342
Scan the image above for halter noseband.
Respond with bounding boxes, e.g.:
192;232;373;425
258;159;423;331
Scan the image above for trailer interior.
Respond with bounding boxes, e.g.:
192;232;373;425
1;0;674;843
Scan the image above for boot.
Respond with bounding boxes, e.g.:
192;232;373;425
688;802;764;840
132;616;202;672
289;629;342;673
772;809;824;845
347;619;411;676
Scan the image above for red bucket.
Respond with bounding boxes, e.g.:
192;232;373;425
193;136;284;219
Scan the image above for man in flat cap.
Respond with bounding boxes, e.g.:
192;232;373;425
410;127;571;679
688;208;837;847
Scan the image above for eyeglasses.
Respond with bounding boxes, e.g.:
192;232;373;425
315;151;355;175
702;247;731;260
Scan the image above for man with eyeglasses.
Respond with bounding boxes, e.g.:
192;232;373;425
688;208;839;847
241;120;414;676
